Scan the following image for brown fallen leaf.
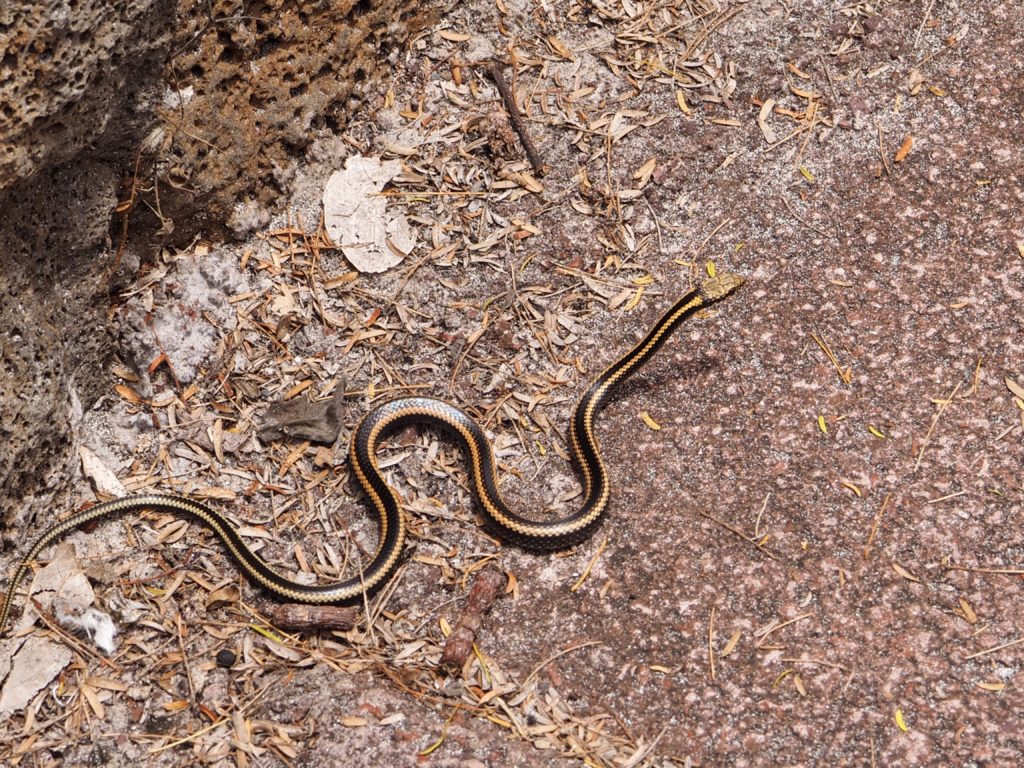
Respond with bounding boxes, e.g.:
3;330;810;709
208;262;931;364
892;563;922;583
958;597;978;624
205;585;241;611
894;134;913;162
1005;376;1024;401
547;35;574;60
114;383;145;404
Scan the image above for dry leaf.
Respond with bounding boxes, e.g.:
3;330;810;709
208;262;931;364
79;446;126;496
323;271;358;289
81;684;105;718
111;365;141;383
790;85;821;99
894;708;908;732
633;157;657;187
114;383;144;404
908;68;924;95
892;563;921;583
958;597;977;624
622;286;645;311
839;479;862;497
757;98;777;143
206;585;241;611
506;571;518;597
639;411;662;431
86;676;129;692
787;61;811;79
1005;377;1024;400
547;36;574;60
323;156;416;273
894;134;913;162
722;631;741;657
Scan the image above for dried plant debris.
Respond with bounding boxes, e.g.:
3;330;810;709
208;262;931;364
261;603;358;633
258;383;348;445
440;567;506;670
0;636;74;716
323;156;417;273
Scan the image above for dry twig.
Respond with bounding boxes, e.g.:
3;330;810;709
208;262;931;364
440;568;505;670
486;61;545;174
699;509;780;561
915;380;963;470
261;603;358;632
862;493;892;560
964;636;1024;661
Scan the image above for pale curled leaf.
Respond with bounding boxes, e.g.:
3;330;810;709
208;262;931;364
323;156;416;273
892;563;921;583
79;446;126;496
0;636;74;714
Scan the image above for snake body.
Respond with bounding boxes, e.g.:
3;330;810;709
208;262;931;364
0;273;742;633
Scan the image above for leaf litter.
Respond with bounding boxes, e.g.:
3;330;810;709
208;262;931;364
0;1;747;763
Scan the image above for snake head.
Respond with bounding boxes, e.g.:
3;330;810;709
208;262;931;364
698;273;745;302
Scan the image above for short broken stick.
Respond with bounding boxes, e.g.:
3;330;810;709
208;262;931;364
486;61;545;174
441;568;506;671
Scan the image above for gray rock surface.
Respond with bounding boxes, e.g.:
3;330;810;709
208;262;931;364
0;0;433;512
0;0;174;507
0;1;171;187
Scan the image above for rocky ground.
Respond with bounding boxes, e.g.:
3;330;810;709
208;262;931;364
1;1;1022;766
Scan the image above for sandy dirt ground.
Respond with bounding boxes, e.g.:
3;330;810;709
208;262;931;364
2;1;1022;766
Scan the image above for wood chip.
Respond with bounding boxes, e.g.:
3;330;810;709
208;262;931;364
262;604;358;632
440;568;505;671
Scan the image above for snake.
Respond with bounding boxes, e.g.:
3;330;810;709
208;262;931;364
0;273;743;635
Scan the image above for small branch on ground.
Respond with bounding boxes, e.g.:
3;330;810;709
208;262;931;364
441;568;506;671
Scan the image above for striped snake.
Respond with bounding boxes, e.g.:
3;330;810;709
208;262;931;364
1;273;743;634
